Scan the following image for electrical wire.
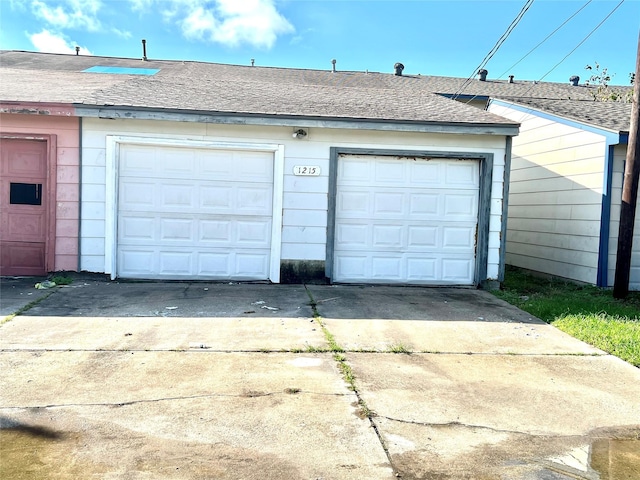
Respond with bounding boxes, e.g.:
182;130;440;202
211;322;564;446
496;0;593;80
451;0;535;100
461;0;594;105
517;0;625;99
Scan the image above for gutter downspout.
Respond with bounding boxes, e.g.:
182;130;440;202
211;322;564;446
499;136;513;282
77;116;82;272
596;143;616;287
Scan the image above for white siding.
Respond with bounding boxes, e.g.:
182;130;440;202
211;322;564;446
80;118;507;282
489;103;607;285
607;144;640;290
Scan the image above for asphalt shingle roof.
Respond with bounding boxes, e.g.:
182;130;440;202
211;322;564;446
0;51;515;127
497;97;632;133
1;51;632;132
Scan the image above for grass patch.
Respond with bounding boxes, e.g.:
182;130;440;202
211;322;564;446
387;343;412;354
553;314;640;366
494;266;640;367
49;274;73;285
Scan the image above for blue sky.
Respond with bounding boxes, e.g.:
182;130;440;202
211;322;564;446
1;0;637;85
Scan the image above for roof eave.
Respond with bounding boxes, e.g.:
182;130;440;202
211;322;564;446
74;104;520;136
489;98;628;141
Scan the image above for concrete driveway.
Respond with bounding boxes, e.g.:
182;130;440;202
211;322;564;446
1;276;639;479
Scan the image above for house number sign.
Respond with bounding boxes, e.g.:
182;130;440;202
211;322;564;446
293;166;321;176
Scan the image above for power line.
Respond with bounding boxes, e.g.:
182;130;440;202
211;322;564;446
461;0;594;106
496;0;593;80
517;0;625;99
452;0;535;100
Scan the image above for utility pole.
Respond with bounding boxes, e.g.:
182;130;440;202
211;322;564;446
613;31;640;299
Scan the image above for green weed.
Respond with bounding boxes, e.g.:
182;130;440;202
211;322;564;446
494;266;640;367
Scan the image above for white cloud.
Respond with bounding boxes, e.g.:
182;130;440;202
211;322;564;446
112;27;132;39
162;0;294;49
29;29;93;55
31;0;102;31
128;0;154;12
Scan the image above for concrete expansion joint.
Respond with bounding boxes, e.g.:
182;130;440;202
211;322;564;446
2;289;57;324
303;284;400;477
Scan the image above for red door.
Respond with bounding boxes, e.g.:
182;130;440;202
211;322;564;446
0;138;49;276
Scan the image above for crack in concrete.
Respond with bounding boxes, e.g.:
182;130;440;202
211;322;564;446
0;390;351;411
0;349;329;353
375;415;558;437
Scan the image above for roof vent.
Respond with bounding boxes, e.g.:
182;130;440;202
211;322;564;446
331;59;336;73
251;58;255;66
508;75;514;84
478;69;488;81
394;63;404;76
569;75;580;86
75;46;80;56
142;39;147;61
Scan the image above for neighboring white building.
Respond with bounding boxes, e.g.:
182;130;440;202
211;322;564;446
408;69;636;291
0;51;519;287
488;98;636;290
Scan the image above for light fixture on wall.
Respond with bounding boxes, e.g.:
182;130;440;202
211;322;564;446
292;128;308;139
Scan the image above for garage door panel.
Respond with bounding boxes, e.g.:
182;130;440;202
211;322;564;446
337;190;369;215
409;162;442;186
237;220;272;246
237;152;274;179
162;184;196;209
442;258;474;282
374;192;405;215
375;160;405;183
409;194;439;215
339;158;371;183
201;186;233;210
160;218;195;241
336;223;368;248
446;162;479;186
372;225;403;248
335;255;367;279
443;227;475;249
200;220;232;243
444;193;478;217
335;253;475;285
198;150;234;177
162;149;196;175
236;253;270;277
119;249;155;276
334;155;479;285
371;256;402;279
120;181;156;207
407;226;438;248
199;253;230;275
407;258;437;280
117;144;274;280
120;145;157;174
120;216;155;240
160;251;193;275
236;185;273;214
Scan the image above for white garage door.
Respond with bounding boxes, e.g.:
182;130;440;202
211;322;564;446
333;154;479;285
117;144;274;280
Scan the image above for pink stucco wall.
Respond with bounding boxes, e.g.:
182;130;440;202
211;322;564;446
0;109;80;272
